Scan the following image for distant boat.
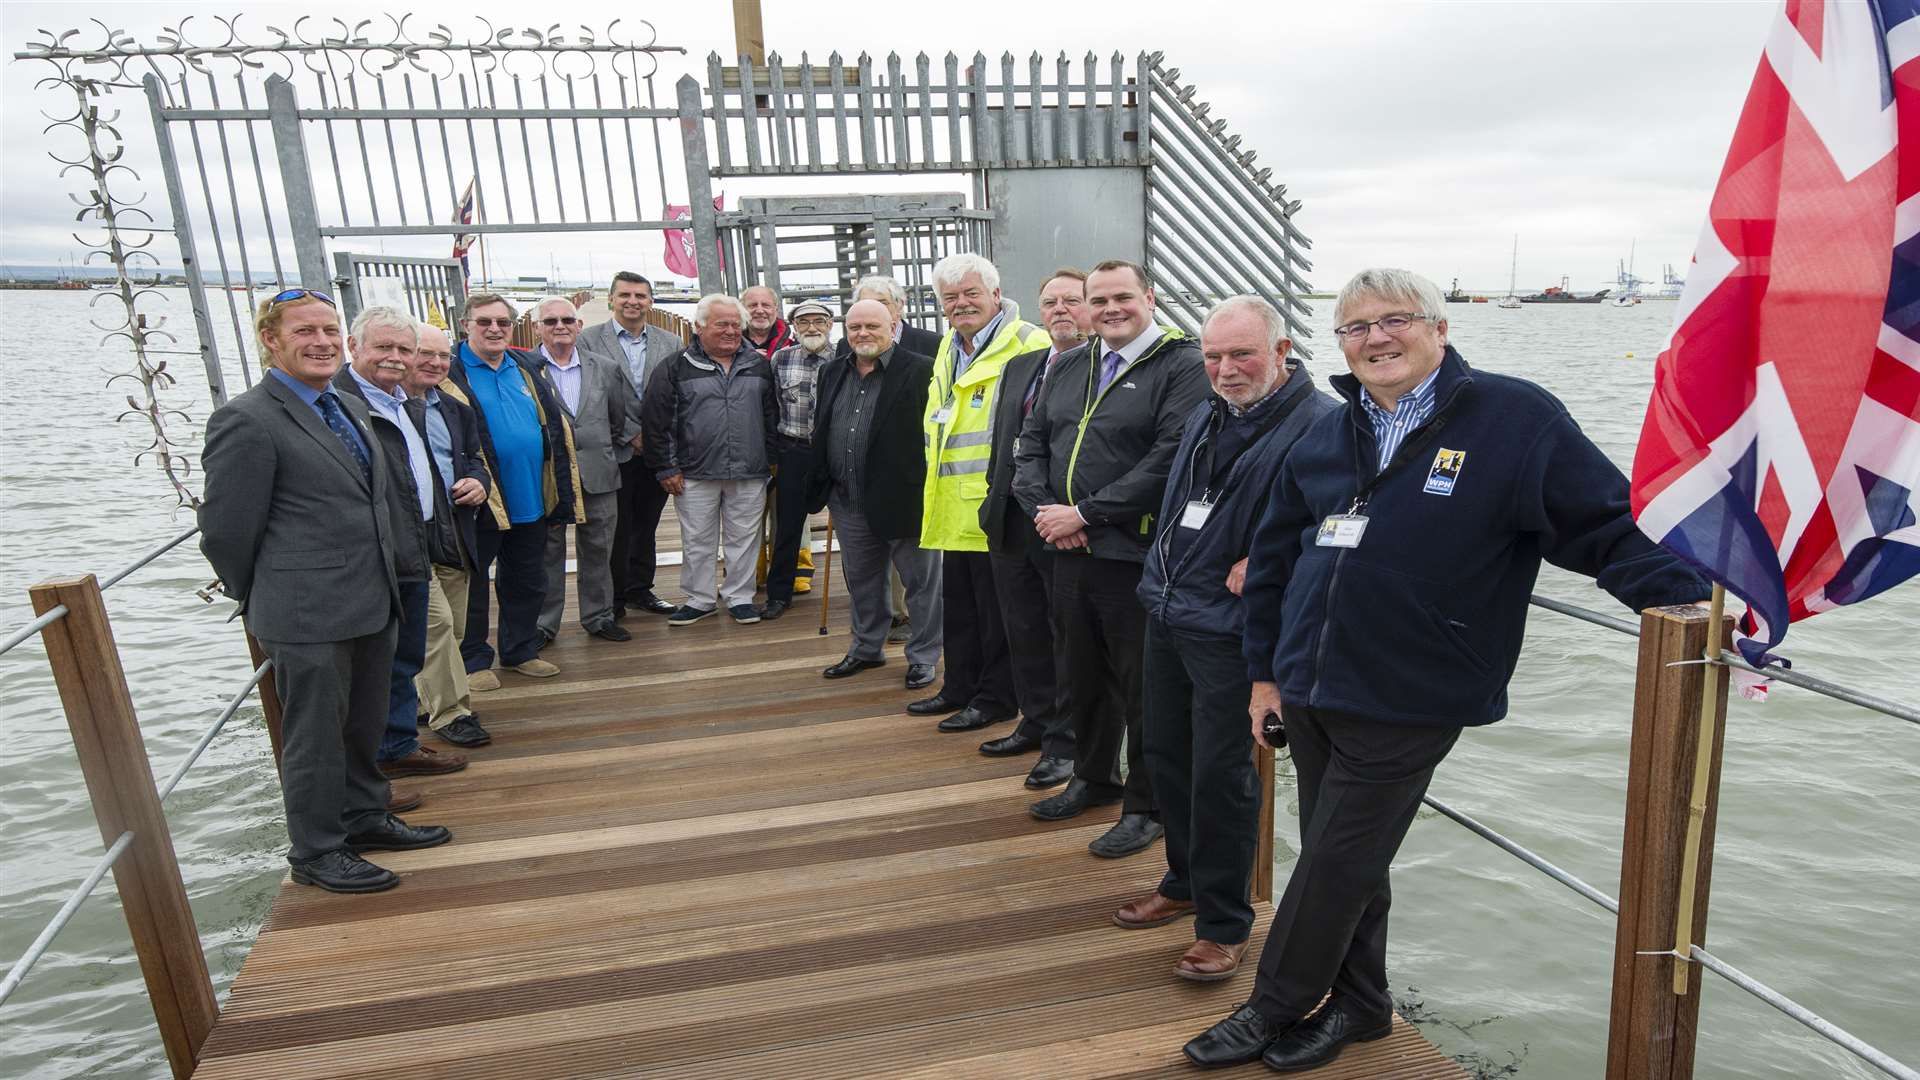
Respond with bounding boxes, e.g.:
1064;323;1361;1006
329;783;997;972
1497;237;1523;309
1445;277;1474;303
1521;276;1610;304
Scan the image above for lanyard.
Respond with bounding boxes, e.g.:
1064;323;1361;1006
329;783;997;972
1345;409;1450;515
1193;381;1305;503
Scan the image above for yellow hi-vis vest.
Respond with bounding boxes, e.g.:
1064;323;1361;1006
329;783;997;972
919;316;1050;551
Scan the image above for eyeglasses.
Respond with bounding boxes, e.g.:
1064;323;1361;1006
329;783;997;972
266;288;335;308
538;316;579;327
468;316;514;329
792;317;833;329
1331;312;1433;342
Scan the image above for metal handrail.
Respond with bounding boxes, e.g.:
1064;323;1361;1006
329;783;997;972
0;606;68;659
156;660;271;805
1420;794;1918;1080
0;830;135;1007
0;524;200;659
98;525;199;592
1529;594;1919;728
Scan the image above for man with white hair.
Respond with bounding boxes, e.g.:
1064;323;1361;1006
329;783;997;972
642;293;777;625
335;306;468;781
1121;296;1335;985
910;253;1049;733
1182;269;1707;1071
740;284;793;357
762;298;837;620
532;295;643;645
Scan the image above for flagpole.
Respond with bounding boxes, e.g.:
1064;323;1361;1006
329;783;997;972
1669;580;1726;995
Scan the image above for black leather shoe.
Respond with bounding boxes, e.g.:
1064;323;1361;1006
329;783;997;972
587;622;632;642
906;692;961;716
1261;1000;1392;1072
937;705;1012;732
905;663;937;690
1029;777;1121;821
761;598;790;620
978;730;1039;756
1183;1003;1289;1069
824;654;885;679
1024;754;1074;789
1089;812;1164;858
433;714;492;748
345;814;453;853
289;849;399;893
630;592;678;615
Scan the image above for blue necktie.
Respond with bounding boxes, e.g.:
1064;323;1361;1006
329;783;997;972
1096;348;1124;395
316;392;373;486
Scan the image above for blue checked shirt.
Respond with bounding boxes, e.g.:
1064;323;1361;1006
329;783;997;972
1357;366;1441;472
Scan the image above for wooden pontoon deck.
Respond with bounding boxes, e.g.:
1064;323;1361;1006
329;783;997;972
191;540;1466;1079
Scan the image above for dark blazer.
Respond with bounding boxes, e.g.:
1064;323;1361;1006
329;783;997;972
979;344;1052;554
900;322;943;357
421;389;492;570
198;373;400;643
332;369;432;582
805;346;934;541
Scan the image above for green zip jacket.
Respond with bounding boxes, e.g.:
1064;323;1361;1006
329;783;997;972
1011;328;1209;563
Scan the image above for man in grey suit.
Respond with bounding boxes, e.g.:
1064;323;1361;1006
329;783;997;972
581;272;685;618
199;289;451;894
534;295;643;643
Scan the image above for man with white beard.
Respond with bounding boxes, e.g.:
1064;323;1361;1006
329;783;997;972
763;299;836;620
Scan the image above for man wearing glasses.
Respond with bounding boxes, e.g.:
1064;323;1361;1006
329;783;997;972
1182;269;1707;1071
448;293;583;689
532;295;643;646
199;289;450;893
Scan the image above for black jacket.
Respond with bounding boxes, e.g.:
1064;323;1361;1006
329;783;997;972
332;369;431;583
1241;346;1709;727
1013;329;1210;563
980;345;1053;554
1138;366;1337;639
420;390;492;571
805;346;934;541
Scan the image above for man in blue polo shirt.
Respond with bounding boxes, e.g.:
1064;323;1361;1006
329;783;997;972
447;292;582;689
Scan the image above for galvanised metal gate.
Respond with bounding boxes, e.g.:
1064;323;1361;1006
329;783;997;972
331;253;467;330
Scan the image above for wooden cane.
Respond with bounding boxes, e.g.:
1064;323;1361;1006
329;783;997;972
816;512;835;635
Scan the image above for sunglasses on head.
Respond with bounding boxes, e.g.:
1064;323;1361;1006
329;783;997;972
267;288;336;308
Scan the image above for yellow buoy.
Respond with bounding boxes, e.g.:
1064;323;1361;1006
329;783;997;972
1625;352;1636;358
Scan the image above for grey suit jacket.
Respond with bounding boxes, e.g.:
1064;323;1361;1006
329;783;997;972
536;347;642;495
578;318;682;407
198;374;401;644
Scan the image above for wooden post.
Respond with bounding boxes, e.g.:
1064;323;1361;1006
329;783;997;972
1252;745;1276;903
1606;604;1732;1080
245;630;285;768
29;575;217;1079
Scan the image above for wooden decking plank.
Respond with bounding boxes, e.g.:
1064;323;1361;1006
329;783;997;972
193;559;1465;1079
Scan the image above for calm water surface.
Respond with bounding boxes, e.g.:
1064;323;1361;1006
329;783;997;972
1;290;1915;1078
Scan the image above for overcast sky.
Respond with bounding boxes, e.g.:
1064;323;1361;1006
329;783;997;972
1;0;1777;295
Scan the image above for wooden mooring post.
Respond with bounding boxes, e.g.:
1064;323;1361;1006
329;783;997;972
28;574;217;1080
1607;604;1733;1080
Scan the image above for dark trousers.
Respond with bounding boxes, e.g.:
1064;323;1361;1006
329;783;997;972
1143;618;1259;944
256;620;396;861
378;579;429;762
939;549;1016;716
1053;554;1153;814
462;521;547;671
765;438;814;604
989;532;1075;757
1249;705;1461;1023
611;456;671;603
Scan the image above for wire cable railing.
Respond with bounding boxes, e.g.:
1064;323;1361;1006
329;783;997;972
0;524;201;660
0;831;135;1008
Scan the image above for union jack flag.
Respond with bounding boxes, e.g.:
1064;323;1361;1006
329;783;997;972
1632;0;1920;669
451;177;477;281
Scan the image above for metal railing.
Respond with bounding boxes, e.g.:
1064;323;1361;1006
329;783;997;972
1395;595;1920;1080
0;524;271;1078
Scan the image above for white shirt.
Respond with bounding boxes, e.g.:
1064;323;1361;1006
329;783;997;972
540;344;584;416
347;366;434;521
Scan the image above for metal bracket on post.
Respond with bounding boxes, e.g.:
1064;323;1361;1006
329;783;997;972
265;76;329;289
143;75;227;410
677;75;725;295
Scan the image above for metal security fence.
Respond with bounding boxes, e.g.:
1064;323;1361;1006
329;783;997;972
332;252;466;328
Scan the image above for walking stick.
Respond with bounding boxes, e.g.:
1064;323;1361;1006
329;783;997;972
816;512;835;635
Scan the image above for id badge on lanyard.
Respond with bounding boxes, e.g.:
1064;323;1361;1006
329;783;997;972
1315;513;1368;548
1180;499;1213;530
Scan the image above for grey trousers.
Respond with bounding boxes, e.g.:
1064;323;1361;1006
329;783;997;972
540;489;619;634
256;620;397;862
677;477;767;610
830;495;942;665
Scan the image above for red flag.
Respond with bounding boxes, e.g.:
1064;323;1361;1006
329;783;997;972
662;195;725;281
1631;0;1920;668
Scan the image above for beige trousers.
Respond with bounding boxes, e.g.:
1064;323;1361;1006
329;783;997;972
415;564;473;729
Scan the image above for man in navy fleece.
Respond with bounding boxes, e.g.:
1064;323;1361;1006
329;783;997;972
1182;268;1708;1072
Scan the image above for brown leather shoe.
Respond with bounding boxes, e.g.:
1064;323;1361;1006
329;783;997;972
1112;891;1196;929
379;745;469;778
1176;939;1249;982
387;788;423;813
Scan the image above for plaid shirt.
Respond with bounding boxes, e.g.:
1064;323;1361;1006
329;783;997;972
771;341;833;440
